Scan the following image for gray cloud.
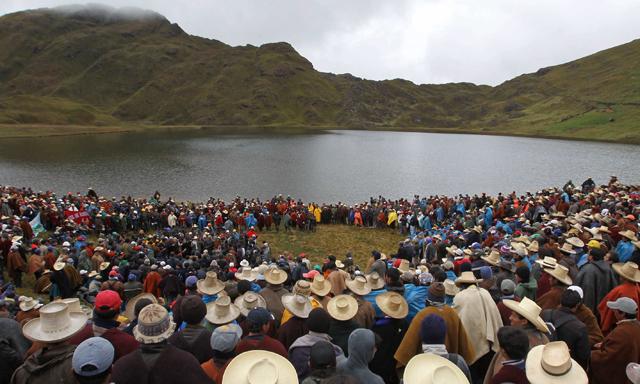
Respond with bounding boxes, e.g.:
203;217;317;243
2;0;639;85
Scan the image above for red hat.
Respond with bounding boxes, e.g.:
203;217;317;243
108;270;118;277
95;290;122;314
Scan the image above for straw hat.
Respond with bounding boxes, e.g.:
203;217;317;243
620;230;638;241
544;264;572;286
565;237;584;248
88;270;99;278
281;294;312;319
22;302;87;343
56;298;84;314
443;279;460;296
366;272;385;290
503;297;549;333
310;275;331;297
197;271;225;295
125;292;157;320
612;261;640;283
133;304;176;344
558;243;575;255
19;297;43;312
455;271;482;286
326;294;358;321
346;276;371;296
375;292;409;319
527;240;539;253
335;260;345;269
598;225;611;233
481;250;501;267
404;353;470;384
234;291;267;317
206;295;241;325
264;268;288;285
535;256;558;269
53;259;66;271
235;267;258;282
526;342;588;384
513;236;531;245
398;259;411;273
222;350;297;384
99;262;110;271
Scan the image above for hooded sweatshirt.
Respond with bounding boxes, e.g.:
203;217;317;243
514;278;537;301
336;329;384;384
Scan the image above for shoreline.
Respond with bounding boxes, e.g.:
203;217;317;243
0;123;638;145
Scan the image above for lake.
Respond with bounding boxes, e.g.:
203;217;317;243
0;130;638;203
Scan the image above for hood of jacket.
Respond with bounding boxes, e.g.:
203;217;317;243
22;344;75;375
346;328;375;367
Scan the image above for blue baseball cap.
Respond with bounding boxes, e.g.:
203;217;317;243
72;337;114;377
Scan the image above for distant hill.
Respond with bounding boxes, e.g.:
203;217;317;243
0;5;639;142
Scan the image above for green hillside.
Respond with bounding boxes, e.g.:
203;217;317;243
0;5;639;142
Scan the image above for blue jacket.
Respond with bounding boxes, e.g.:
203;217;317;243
616;241;634;263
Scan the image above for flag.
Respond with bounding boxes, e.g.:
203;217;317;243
30;212;45;237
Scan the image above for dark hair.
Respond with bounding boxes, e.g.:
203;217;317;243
237;280;252;295
498;326;529;360
516;266;530;281
386;268;401;283
589;248;606;261
432;269;447;283
561;289;581;309
538;247;553;258
324;374;361;384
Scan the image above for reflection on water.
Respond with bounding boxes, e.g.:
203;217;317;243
0;130;638;203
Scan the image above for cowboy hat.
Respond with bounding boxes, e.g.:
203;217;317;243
19;297;43;312
197;271;225;295
398;259;411;273
22;302;87;343
125;292;157;320
565;237;584;248
443;279;460;296
620;230;638;241
56;298;85;314
346;276;372;296
335;260;345;269
87;270;99;278
222;350;297;384
326;294;358;321
527;240;539;253
455;271;482;286
375;292;409;319
281;294;312;319
53;259;66;271
612;261;640;283
558;243;575;255
544;264;572;286
526;342;588;384
404;353;469;384
366;272;385;290
99;262;110;271
504;297;549;333
535;256;558;269
310;275;331;297
235;267;258;282
264;268;288;285
513;236;531;245
206;295;241;325
234;291;267;317
133;304;176;344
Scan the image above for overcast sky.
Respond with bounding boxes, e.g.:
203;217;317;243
2;0;640;85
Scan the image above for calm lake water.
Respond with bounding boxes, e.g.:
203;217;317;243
0;130;638;203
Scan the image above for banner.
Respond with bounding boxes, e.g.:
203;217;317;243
29;212;46;237
64;209;91;224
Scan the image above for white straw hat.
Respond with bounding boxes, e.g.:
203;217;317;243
22;302;87;343
197;271;225;295
206;295;241;325
346;276;371;296
526;342;588;384
404;353;469;384
326;294;358;321
281;294;312;319
222;350;297;384
503;297;549;333
375;291;409;319
234;291;267;317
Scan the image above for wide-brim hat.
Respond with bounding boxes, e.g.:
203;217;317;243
281;293;312;319
88;270;99;278
444;279;460;296
346;276;371;296
620;230;638;241
526;342;588;384
398;259;411;273
535;256;558;269
56;298;85;314
326;294;358;321
197;271;226;295
310;275;331;297
544;264;572;286
376;292;409;319
53;260;66;271
565;237;584;248
125;292;157;320
264;268;288;285
366;272;385;290
455;271;482;286
206;296;241;325
22;302;88;343
504;297;549;333
558;243;575;255
404;353;470;384
222;350;297;384
235;267;258;282
527;240;539;253
133;304;176;344
99;262;110;271
613;261;640;283
19;297;42;312
481;250;501;267
234;291;267;317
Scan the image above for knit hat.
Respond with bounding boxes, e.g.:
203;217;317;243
210;323;243;353
307;308;331;334
421;314;446;344
427;282;445;303
72;337;114;377
180;295;207;325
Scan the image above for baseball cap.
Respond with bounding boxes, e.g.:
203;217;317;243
607;297;638;314
185;275;198;288
210;323;242;353
501;279;516;295
95;290;122;314
567;285;584;299
587;240;601;249
72;337;114;377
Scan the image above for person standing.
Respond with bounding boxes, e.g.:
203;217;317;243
575;247;618;315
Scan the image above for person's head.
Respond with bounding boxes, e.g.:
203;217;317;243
607;297;638;321
515;266;530;283
420;314;446;344
237;279;252;295
500;279;516;297
133;298;153;320
509;310;529;328
94;290;122;320
180;295;206;325
247;307;271;334
371;250;381;261
426;282;445;304
210;323;242;355
385;268;401;285
309;340;337;370
589;247;606;262
307;308;331;334
498;326;529;360
72;337;114;383
560;289;581;311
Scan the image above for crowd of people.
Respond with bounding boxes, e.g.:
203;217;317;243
1;176;639;384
